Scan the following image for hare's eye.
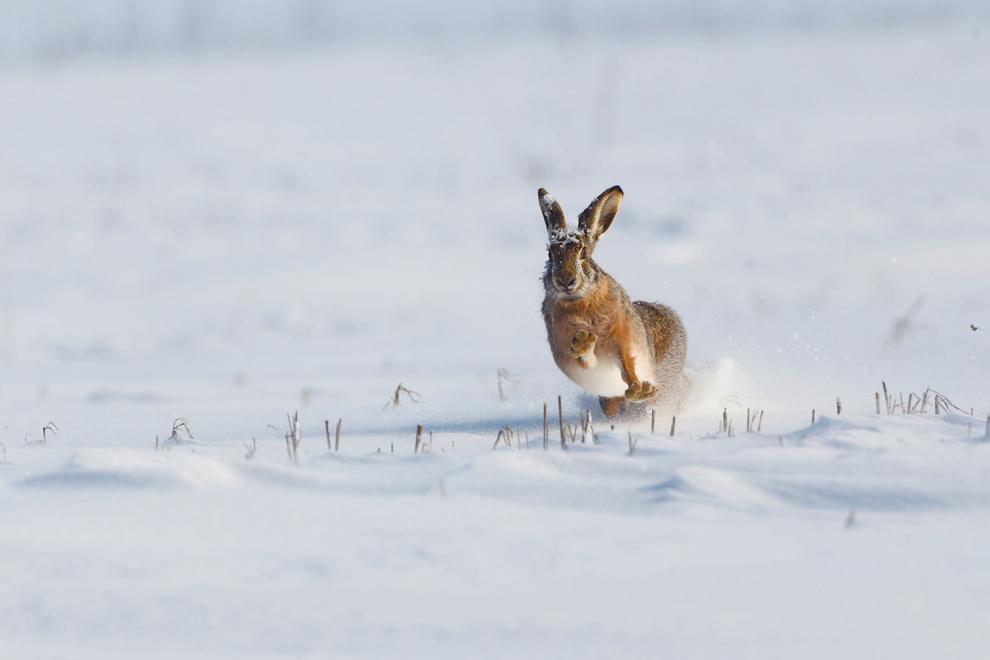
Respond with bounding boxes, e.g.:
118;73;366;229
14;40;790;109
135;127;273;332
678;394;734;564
579;247;587;258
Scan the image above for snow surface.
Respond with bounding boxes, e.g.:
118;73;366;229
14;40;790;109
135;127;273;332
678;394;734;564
2;18;990;660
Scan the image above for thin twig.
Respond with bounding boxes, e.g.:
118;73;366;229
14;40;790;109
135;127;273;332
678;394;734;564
170;418;194;442
285;411;301;464
930;390;972;415
543;401;550;451
496;368;516;402
383;383;422;410
41;421;59;444
566;423;577;444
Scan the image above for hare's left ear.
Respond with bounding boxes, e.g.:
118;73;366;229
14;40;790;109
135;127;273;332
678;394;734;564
578;185;623;243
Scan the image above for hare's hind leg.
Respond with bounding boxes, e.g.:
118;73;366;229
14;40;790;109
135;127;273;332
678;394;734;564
599;396;626;418
632;301;687;401
599;396;650;420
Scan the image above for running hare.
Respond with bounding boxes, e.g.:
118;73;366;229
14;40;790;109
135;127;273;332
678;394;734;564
539;185;686;418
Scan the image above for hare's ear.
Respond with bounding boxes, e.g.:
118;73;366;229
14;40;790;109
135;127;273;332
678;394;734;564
578;185;623;243
538;188;567;236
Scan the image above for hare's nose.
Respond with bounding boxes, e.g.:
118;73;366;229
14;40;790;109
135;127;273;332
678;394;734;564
559;276;576;289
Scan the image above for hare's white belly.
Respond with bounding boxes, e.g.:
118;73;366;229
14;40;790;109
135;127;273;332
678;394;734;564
562;347;652;397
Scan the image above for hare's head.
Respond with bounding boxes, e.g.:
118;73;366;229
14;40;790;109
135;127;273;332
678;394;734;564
538;185;623;297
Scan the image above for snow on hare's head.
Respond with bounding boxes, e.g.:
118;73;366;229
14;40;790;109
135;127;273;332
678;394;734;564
538;185;623;298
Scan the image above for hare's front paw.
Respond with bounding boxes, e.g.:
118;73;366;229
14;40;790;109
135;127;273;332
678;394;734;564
624;380;657;402
569;330;597;367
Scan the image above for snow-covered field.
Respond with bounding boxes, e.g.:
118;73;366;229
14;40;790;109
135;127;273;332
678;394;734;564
2;17;989;659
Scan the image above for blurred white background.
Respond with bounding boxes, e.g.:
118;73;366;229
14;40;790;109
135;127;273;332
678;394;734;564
3;6;990;660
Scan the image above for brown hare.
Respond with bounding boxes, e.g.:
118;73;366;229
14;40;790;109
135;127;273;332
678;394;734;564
539;186;687;418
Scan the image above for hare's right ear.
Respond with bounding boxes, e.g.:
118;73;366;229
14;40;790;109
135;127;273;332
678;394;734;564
538;188;566;236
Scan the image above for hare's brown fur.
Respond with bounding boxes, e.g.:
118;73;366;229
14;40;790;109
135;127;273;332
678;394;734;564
538;186;686;417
